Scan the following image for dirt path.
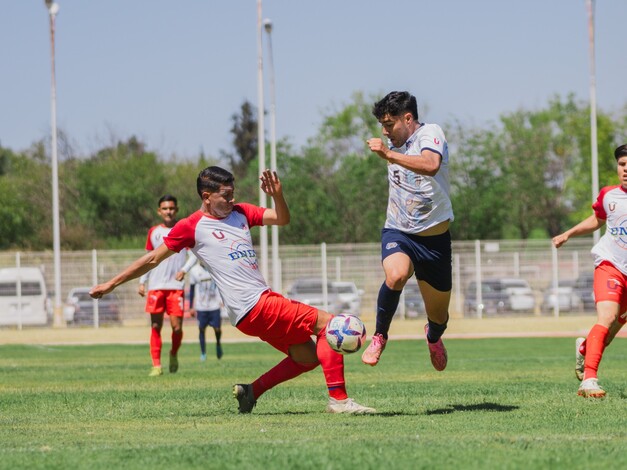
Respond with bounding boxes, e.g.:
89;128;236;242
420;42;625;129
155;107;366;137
2;314;621;346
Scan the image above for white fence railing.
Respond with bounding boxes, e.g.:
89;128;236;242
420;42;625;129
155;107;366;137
0;238;598;328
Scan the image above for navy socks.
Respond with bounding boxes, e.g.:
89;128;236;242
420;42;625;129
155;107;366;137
375;283;402;339
426;317;448;343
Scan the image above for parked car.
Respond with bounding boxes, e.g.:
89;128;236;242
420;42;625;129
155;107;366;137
331;281;364;316
286;278;362;316
573;273;595;311
464;278;536;316
395;283;426;318
0;267;50;326
63;287;121;325
541;280;583;313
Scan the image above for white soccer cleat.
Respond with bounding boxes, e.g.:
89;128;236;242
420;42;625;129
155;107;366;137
577;378;606;398
326;397;376;414
575;337;585;382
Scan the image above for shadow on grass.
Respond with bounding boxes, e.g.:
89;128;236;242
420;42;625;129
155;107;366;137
425;402;519;415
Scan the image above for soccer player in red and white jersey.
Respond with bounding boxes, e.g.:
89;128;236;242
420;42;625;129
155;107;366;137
90;167;375;414
139;195;197;377
553;144;627;398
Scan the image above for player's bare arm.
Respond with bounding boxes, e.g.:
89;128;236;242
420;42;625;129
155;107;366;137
366;138;441;176
260;169;290;226
90;244;175;298
552;214;605;248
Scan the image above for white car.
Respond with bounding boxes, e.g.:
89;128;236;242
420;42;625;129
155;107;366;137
500;278;536;313
287;278;364;316
331;281;364;316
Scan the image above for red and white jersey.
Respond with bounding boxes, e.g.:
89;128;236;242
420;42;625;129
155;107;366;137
140;224;191;290
591;185;627;275
164;203;269;325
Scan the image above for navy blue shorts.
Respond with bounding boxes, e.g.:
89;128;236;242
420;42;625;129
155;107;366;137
381;228;452;292
197;309;221;329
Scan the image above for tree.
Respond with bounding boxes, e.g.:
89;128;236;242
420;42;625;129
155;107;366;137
220;100;259;180
75;137;167;241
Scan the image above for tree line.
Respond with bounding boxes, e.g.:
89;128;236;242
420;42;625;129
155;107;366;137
1;92;625;250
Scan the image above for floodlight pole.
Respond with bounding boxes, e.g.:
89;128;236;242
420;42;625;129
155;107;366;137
264;18;281;292
45;0;64;327
256;0;269;280
586;0;600;244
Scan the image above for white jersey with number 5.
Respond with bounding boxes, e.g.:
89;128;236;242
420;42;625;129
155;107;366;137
385;123;454;234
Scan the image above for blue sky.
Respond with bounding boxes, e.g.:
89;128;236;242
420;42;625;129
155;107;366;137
2;0;626;160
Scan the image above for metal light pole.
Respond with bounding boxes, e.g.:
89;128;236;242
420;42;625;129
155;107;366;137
264;18;281;292
586;0;600;244
256;0;269;280
44;0;64;327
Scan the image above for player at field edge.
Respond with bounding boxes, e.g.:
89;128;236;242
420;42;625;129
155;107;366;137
361;91;453;371
90;167;375;414
187;261;224;362
138;195;197;377
552;144;627;398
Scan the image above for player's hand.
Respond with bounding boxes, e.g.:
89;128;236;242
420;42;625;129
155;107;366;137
259;169;282;197
552;234;568;249
367;138;390;159
174;271;185;282
137;284;146;297
90;282;114;299
189;308;196;318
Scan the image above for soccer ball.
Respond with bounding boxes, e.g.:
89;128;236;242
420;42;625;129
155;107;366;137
326;314;366;354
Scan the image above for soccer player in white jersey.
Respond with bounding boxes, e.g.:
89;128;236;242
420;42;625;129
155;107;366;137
90;167;375;414
138;195;197;377
188;261;224;362
361;91;454;371
552;144;627;398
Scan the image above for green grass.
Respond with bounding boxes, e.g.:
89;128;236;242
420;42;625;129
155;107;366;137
0;338;625;470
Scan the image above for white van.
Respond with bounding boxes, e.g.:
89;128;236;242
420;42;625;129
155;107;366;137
0;267;49;327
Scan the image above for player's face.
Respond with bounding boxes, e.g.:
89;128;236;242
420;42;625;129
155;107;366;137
379;112;415;148
204;184;235;219
157;201;178;226
617;156;627;189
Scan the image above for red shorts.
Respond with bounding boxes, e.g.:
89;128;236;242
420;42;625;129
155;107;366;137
145;289;184;316
594;262;627;324
236;290;319;354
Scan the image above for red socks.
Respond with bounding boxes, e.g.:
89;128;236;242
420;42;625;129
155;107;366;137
171;329;183;356
252;357;318;398
583;324;609;380
150;327;162;366
316;328;348;400
250;327;348;401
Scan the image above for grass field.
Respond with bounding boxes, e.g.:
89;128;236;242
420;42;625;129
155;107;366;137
0;337;625;470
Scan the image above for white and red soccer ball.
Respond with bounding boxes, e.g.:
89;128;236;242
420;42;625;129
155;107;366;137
326;314;366;354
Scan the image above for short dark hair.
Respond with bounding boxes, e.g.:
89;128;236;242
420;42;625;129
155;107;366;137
372;91;419;121
196;166;235;198
158;194;177;206
614;144;627;160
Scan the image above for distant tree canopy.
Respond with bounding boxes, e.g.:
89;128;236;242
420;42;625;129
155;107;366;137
0;93;625;250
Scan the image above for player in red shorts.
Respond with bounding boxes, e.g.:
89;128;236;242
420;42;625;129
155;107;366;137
90;167;374;414
139;195;197;377
553;144;627;398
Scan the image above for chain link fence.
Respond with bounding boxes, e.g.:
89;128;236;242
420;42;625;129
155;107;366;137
0;237;598;328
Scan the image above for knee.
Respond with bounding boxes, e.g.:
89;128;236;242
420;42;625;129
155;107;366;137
385;273;409;291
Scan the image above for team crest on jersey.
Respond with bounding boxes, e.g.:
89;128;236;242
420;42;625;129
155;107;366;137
434;137;440;145
386;242;398;250
212;230;225;240
609;202;616;212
